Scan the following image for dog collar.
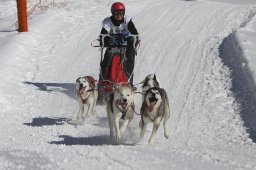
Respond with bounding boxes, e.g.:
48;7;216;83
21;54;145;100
116;100;130;118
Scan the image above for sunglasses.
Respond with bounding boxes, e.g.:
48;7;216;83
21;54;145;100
113;10;125;16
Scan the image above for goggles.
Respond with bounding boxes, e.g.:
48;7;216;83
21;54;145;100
113;10;125;16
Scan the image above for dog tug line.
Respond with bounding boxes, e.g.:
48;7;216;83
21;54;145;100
78;75;166;120
76;74;170;144
78;76;143;114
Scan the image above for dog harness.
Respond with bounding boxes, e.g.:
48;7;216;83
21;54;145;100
115;99;134;119
140;101;162;122
79;76;97;104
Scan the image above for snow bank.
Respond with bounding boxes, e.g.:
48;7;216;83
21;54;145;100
219;10;256;142
219;33;256;142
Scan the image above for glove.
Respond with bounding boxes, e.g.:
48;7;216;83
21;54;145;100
99;35;111;47
121;31;129;38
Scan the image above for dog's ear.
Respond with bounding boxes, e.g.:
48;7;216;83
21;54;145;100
85;78;93;89
76;77;81;83
142;77;147;87
158;88;166;99
153;74;160;87
75;78;81;90
113;83;122;90
126;83;137;92
142;74;151;87
86;76;96;89
153;74;157;80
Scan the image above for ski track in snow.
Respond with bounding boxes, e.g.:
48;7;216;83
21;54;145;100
1;0;256;169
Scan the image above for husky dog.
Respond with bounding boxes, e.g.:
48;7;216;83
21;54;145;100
104;84;135;140
76;76;98;123
141;74;160;99
139;87;170;144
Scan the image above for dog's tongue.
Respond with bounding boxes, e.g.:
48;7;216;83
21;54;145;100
122;103;127;109
80;88;85;95
148;101;156;112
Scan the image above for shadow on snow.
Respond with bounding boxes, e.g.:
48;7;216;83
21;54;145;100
23;81;76;100
49;135;135;146
24;117;72;127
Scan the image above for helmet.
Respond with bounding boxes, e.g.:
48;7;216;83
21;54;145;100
111;2;125;14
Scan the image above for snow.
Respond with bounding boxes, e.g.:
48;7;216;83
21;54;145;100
1;0;256;169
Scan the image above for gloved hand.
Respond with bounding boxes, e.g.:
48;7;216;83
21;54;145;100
121;31;129;38
99;35;111;47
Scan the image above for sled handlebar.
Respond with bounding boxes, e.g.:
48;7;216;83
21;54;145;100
99;34;140;49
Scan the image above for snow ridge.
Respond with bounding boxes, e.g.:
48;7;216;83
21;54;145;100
219;32;256;142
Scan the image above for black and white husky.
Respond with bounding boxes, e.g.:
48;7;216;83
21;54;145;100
141;74;160;99
104;84;135;140
75;76;98;123
139;87;170;144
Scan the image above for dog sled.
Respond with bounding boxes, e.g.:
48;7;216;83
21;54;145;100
91;32;140;100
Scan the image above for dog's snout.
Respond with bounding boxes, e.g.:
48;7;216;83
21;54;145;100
80;84;83;89
122;99;127;103
152;93;156;97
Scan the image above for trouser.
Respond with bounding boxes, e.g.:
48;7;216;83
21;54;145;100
99;36;136;84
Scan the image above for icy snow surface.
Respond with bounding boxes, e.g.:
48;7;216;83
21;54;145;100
1;0;256;169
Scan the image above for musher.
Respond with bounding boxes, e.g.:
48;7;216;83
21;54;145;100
99;2;140;85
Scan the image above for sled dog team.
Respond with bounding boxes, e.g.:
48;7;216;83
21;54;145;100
75;74;170;144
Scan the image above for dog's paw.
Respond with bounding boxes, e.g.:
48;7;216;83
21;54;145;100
116;134;121;141
76;120;84;125
148;140;154;145
164;129;169;139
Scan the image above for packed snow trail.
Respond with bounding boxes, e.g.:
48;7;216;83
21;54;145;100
1;0;256;169
135;0;256;146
